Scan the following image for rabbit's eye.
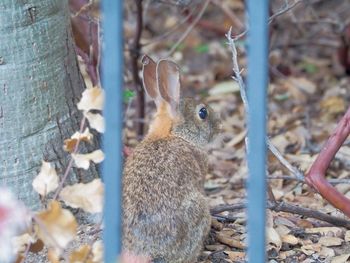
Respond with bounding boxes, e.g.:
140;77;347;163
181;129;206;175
198;107;208;120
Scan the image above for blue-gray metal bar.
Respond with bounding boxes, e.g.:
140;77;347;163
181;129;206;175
246;0;269;262
101;0;124;262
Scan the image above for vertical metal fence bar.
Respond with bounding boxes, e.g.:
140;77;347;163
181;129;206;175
246;0;269;262
101;0;124;262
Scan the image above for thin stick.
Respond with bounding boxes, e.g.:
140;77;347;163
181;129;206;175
269;201;350;229
227;29;304;182
72;1;93;18
268;175;350;185
53;117;86;200
210;0;244;31
131;0;145;138
211;202;350;229
96;19;101;86
226;28;248;114
232;0;305;40
32;214;64;251
267;141;304;181
19;242;31;263
141;8;195;47
268;0;304;24
165;0;210;57
210;203;246;215
227;27;350;221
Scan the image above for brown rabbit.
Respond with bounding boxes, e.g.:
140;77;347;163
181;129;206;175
122;55;221;263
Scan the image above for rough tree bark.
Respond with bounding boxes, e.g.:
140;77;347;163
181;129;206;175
0;0;98;209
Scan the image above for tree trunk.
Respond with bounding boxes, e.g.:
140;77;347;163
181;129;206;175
0;0;98;209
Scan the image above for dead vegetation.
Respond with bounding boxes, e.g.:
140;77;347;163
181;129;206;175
123;0;350;262
3;0;350;262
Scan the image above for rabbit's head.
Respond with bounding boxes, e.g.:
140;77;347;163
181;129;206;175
141;55;221;147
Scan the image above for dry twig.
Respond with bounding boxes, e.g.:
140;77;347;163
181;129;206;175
131;0;145;138
210;0;244;31
268;0;304;24
226;27;350;225
232;0;305;40
53;117;86;200
211;202;350;229
141;8;195;47
165;0;210;57
268;174;350;185
226;28;303;182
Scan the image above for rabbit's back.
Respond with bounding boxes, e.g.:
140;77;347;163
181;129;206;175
122;136;210;262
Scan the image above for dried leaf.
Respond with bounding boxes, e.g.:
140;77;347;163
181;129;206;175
289;77;316;94
318;236;343;247
226;130;246;147
11;233;36;254
64;139;79;154
301;243;321;255
85;112;105;133
92;240;103;262
295;219;313;229
64;128;94;153
319;247;335;259
274;217;296;228
32;161;59;196
267;227;282;249
77;87;104;112
271;188;284;201
345;230;350;242
60;179;104;213
69;245;92;263
216;233;245;249
35;201;77;252
77;56;93;90
275;225;291;237
205;244;226;251
211;219;223;231
209;81;240;95
331;254;350;263
28;239;44;253
281;234;298;245
224;251;245;261
48;248;60;263
320;96;346;115
279;250;296;260
72;150;105;170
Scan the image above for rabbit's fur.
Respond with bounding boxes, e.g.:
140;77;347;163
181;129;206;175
122;56;221;263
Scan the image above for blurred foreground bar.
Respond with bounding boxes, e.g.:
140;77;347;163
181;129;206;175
101;0;124;262
246;0;269;262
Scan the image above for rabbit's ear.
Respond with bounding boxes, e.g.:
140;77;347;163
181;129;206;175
156;59;180;117
141;55;161;108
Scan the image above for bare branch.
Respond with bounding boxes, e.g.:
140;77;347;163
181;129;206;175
53;117;86;200
267;141;304;181
165;0;210;57
269;201;350;229
141;8;195;47
232;0;305;40
268;174;350;185
268;0;304;24
210;0;244;31
211;202;350;229
131;0;145;137
226;28;248;118
226;28;305;182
